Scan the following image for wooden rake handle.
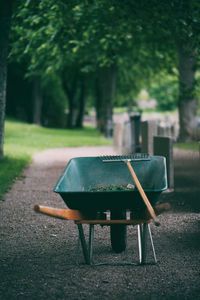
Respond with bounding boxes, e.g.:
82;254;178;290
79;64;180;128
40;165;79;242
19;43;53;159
126;161;160;226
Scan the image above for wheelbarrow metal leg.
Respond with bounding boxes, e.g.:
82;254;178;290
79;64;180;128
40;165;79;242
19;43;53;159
138;223;157;264
137;224;143;264
141;223;148;264
89;224;94;263
148;224;157;264
77;224;90;264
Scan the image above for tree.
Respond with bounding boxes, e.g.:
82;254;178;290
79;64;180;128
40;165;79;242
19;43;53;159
67;1;145;134
0;0;13;158
124;0;200;141
154;0;200;141
96;64;116;133
62;66;80;128
10;1;93;128
10;0;65;125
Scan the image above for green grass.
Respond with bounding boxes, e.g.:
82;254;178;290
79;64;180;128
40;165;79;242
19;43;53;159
174;141;199;152
113;107;129;114
0;118;112;200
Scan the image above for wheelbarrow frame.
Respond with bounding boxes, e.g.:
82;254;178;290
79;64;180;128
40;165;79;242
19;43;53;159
75;220;157;265
34;204;171;265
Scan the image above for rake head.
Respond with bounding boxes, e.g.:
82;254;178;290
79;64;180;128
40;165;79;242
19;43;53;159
100;154;150;162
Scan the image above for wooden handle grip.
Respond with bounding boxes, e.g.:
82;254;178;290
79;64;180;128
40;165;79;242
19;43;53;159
34;205;84;220
126;161;160;226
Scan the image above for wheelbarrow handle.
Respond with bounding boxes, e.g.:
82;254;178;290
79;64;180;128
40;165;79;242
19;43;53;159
34;205;84;220
126;161;160;226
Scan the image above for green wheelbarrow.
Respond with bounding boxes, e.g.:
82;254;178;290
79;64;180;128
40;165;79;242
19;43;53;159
54;155;168;254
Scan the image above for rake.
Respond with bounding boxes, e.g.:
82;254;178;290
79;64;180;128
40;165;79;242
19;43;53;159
100;154;160;226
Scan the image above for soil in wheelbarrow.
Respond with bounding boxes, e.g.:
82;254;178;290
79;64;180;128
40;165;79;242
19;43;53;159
0;146;200;300
90;184;135;191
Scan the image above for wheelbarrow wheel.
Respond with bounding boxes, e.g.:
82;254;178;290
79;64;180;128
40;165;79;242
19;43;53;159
110;209;127;253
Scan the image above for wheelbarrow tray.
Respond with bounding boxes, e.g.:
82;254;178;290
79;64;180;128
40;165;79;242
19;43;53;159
54;156;168;211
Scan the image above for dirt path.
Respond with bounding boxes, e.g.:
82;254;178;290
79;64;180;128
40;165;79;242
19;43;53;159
0;146;200;300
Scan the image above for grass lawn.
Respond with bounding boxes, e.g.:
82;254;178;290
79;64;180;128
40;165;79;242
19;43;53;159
0;118;112;200
174;141;199;152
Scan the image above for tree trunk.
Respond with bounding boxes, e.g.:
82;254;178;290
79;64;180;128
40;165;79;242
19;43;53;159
67;94;75;128
95;65;116;136
75;78;86;128
0;0;13;158
32;78;43;125
63;83;76;129
177;42;198;142
62;70;78;129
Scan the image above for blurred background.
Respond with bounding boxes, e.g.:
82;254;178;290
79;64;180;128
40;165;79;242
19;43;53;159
0;0;200;197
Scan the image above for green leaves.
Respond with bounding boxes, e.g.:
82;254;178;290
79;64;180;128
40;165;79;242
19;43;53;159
148;72;179;111
10;0;141;80
9;0;200;113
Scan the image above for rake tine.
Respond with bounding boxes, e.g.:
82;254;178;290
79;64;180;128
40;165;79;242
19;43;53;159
100;154;150;162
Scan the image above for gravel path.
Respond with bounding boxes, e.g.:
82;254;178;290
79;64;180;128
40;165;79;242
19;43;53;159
0;146;200;300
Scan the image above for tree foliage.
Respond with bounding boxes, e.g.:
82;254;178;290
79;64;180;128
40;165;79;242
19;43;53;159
148;73;179;111
129;0;200;140
6;0;200;139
